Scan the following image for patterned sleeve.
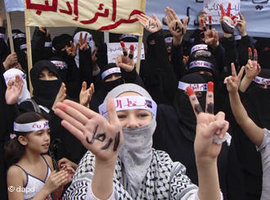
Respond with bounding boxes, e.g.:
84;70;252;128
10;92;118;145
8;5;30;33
170;161;225;200
63;151;134;199
169;162;223;200
169;161;199;199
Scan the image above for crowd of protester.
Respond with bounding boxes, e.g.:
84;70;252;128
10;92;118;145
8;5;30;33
0;6;270;200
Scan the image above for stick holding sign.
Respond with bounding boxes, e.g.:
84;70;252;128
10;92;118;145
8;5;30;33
4;0;25;53
5;13;14;53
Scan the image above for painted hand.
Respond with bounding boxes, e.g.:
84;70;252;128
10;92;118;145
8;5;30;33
137;13;162;33
186;82;229;163
54;99;123;162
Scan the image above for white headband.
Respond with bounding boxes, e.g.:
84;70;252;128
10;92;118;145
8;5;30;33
101;67;121;80
164;37;173;44
253;76;270;85
99;96;157;117
14;120;49;132
44;42;52;47
191;44;208;55
178;81;208;92
13;33;25;39
50;60;68;70
20;44;27;50
119;34;138;41
189;60;214;71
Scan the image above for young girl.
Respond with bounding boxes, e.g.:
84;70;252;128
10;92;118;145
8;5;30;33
55;83;228;200
5;112;74;200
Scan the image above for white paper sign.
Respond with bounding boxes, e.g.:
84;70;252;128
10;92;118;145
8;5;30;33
204;0;240;24
107;42;145;64
4;0;24;12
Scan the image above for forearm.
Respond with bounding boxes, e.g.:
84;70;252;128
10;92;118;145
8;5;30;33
196;159;221;200
229;91;249;126
92;158;116;199
32;188;51;200
173;36;183;46
239;76;253;92
229;91;264;146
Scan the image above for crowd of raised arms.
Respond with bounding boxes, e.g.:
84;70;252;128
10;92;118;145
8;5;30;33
0;6;270;200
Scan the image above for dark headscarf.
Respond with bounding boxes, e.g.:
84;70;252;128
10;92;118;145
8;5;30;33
246;68;270;129
119;34;139;42
31;60;62;109
9;30;28;73
100;63;124;92
173;73;207;141
52;34;73;55
255;38;270;70
188;44;216;75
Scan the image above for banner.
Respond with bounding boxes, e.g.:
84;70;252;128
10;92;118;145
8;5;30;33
25;0;146;35
107;42;145;64
145;0;270;38
4;0;24;12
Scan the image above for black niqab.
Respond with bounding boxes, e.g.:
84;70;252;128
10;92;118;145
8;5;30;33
173;73;207;141
31;60;62;109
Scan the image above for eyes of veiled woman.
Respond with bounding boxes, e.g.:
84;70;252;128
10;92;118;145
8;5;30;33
117;110;152;121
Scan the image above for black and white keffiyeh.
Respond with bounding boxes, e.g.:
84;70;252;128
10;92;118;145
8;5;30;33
63;149;199;199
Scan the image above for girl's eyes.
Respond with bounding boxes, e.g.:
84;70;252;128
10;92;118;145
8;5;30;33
117;114;127;120
117;111;151;120
36;131;43;136
137;113;150;118
36;129;50;136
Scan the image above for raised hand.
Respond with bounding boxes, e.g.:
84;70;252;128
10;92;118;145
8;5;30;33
245;48;261;80
198;12;219;48
224;63;245;94
91;47;100;74
236;12;247;37
78;32;90;51
39;27;50;37
186;82;229;162
66;41;79;57
61;165;75;182
204;28;219;48
198;10;207;30
52;83;67;111
116;41;135;72
58;157;78;170
164;7;188;45
80;82;95;107
3;52;18;70
91;47;98;64
5;75;24;105
54;99;123;162
43;170;70;194
220;3;238;35
137;13;162;33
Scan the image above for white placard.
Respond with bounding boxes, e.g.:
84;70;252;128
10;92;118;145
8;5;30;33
107;42;145;64
203;0;240;25
4;0;24;12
